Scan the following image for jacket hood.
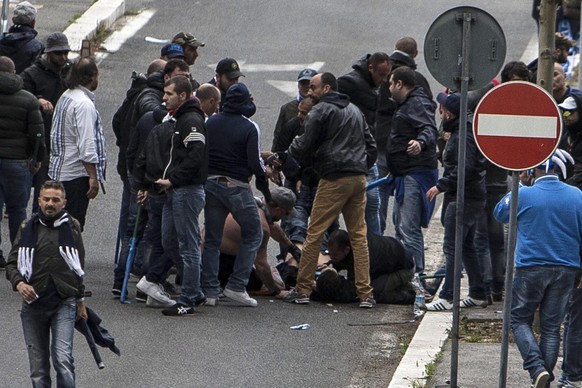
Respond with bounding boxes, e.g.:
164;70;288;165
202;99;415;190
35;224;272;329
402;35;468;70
403;85;436;109
0;26;37;54
0;72;23;94
390;50;417;70
320;91;350;108
146;70;165;91
222;83;256;117
126;73;148;100
351;54;375;87
153;104;168;123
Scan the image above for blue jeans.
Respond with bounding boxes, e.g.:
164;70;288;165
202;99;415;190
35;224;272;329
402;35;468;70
113;174;148;285
162;184;205;306
365;164;381;236
377;151;390;235
0;159;32;243
438;201;487;301
393;175;425;273
562;286;582;381
285;183;338;251
144;191;180;283
511;265;578;380
21;298;77;388
201;179;262;298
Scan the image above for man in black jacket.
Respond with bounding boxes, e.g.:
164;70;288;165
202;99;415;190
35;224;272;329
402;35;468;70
5;180;86;387
283;73;377;308
135;76;208;317
0;56;44;260
21;32;71;213
387;66;438;278
338;52;391;236
315;229;415;305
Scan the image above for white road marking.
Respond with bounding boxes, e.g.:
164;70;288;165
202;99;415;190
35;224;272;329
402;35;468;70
477;113;558;138
101;9;157;53
208;61;325;73
520;32;538;64
266;80;299;98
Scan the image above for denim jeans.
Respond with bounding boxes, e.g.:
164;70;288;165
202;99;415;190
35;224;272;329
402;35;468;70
562;286;582;381
201;179;262;298
21;298;77;388
365;164;381;236
393;175;425;273
284;183;338;251
113;174;148;285
144;191;180;283
0;158;32;243
376;151;390;235
438;201;487;301
163;184;205;306
474;191;507;295
511;265;578;380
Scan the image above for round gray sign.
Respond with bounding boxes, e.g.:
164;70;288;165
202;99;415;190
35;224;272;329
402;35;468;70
424;6;506;91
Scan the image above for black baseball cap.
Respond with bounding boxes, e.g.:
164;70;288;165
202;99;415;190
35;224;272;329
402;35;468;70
216;58;245;79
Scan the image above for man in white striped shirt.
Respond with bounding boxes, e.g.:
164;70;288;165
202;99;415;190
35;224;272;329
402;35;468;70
49;57;106;230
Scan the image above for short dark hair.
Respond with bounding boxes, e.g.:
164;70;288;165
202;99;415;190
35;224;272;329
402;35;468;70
391;66;416;87
163;58;189;77
40;180;66;198
68;57;98;88
328;229;351;249
500;61;530;83
165;75;192;97
368;52;390;67
0;56;15;73
320;72;338;91
395;36;418;57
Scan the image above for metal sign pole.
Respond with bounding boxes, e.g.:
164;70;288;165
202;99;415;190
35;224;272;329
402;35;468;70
498;172;519;387
1;0;9;33
449;11;473;388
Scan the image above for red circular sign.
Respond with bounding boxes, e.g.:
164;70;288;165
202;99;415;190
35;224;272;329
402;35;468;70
473;81;562;171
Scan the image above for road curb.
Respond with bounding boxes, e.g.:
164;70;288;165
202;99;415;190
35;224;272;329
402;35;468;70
63;0;125;51
388;312;451;388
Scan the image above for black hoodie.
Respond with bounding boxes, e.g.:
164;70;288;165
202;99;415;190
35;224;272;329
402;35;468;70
0;25;44;74
337;54;379;128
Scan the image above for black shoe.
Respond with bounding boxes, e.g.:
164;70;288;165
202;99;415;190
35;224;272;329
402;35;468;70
161;280;178;297
0;255;6;270
162;303;194;317
492;291;503;302
111;286;127;299
135;290;147;303
194;297;207;306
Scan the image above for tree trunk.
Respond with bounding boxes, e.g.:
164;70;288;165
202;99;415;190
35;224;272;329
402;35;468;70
537;0;559;92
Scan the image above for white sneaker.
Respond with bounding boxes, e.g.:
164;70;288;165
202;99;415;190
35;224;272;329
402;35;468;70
425;297;453;311
146;296;176;308
460;296;488;308
223;288;257;307
137;277;174;305
205;297;219;307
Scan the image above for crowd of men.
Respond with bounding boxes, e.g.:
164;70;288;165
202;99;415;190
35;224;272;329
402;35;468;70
0;1;581;387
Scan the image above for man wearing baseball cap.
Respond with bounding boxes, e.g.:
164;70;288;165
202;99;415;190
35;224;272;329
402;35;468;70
271;68;317;151
172;32;204;66
210;57;245;111
160;43;186;61
0;1;44;74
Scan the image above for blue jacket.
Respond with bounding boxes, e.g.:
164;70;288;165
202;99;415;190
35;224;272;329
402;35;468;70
0;25;44;74
494;174;582;268
206;83;266;183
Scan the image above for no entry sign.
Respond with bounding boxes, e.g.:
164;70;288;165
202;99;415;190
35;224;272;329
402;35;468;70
473;81;562;171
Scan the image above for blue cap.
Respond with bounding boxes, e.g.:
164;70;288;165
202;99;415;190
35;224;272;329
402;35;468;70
161;43;185;59
437;92;461;117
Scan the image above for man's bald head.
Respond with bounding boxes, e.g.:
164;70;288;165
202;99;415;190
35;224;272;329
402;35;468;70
196;83;221;117
147;59;166;75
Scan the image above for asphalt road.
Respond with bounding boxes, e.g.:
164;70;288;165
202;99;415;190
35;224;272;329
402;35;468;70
0;1;536;387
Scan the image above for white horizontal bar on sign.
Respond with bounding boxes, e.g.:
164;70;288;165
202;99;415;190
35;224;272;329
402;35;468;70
477;113;557;138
